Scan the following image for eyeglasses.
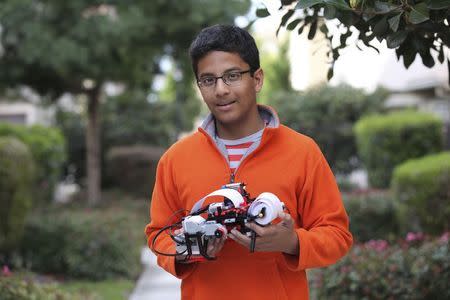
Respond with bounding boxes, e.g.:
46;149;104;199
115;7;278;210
197;70;251;88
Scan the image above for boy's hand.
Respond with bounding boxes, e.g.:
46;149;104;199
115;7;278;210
228;212;299;255
173;229;227;263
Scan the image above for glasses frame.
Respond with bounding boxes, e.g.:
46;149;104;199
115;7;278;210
197;69;251;88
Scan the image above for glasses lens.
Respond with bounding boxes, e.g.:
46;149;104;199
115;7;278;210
223;72;242;86
199;77;215;87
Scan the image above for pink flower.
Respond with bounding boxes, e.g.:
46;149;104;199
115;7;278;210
405;232;424;243
365;239;389;252
2;265;12;276
439;232;449;243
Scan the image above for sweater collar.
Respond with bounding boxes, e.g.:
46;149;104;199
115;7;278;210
199;104;280;138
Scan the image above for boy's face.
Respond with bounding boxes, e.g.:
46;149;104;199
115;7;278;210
196;51;263;128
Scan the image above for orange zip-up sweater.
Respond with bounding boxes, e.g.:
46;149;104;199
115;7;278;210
145;106;353;300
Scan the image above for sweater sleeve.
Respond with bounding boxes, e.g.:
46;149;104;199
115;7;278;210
281;143;353;271
144;154;197;279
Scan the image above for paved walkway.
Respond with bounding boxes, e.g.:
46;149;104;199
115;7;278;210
129;248;181;300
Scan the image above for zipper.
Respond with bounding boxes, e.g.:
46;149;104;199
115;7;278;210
229;172;235;183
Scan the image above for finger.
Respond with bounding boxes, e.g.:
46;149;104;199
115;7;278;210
245;222;268;236
229;229;251;247
279;212;294;228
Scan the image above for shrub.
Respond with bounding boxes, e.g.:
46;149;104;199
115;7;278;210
269;84;387;174
392;152;450;234
0;275;77;300
313;234;450;299
105;145;165;198
354;110;443;188
19;205;144;280
0;137;35;255
343;191;399;242
0;123;66;203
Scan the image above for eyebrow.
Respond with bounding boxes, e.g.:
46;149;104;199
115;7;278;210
198;67;242;78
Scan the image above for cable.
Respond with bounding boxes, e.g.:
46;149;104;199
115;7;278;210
151;224;186;257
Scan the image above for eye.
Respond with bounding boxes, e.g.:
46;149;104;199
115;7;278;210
200;77;215;86
225;72;241;81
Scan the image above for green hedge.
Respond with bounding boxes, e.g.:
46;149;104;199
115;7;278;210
269;85;387;174
313;235;450;299
354;110;443;188
0;123;66;203
0;275;77;300
105;145;165;198
392;152;450;235
0;137;35;254
19;206;143;280
343;191;399;242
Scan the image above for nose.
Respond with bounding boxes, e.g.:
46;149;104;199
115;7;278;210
214;77;230;97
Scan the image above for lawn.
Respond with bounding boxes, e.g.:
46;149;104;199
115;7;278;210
60;279;135;300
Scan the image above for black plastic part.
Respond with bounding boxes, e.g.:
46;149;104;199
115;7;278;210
250;231;257;253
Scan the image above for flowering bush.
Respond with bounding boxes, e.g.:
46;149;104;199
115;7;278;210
0;275;76;300
313;233;450;299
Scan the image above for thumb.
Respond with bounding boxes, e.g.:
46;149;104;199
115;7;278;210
279;212;294;228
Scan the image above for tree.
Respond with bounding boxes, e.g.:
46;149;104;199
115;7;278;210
257;0;450;83
0;0;250;205
258;37;294;103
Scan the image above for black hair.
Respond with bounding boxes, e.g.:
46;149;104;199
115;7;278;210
189;24;260;78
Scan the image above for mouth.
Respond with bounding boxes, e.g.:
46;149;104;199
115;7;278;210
216;100;236;108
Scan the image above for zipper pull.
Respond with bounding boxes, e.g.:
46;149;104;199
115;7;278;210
230;172;235;183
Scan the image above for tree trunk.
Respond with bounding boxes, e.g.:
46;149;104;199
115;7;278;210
86;86;102;206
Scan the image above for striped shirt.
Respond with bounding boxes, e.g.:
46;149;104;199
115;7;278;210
217;128;264;174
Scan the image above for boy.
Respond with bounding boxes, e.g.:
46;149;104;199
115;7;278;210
145;24;352;300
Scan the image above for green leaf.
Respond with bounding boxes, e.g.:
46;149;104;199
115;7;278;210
319;23;329;35
409;3;430;24
308;20;318;40
256;8;271;18
402;50;417;68
386;31;408;48
324;0;352;10
447;58;450;85
296;0;323;9
420;51;435;68
327;66;334;80
287;19;302;31
374;1;397;13
425;0;450;10
324;5;337;19
373;16;389;37
277;9;295;35
438;46;444;64
388;13;402;32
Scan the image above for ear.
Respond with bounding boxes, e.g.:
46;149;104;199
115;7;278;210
253;68;264;93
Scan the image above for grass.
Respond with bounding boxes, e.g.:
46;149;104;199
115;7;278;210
60;279;135;300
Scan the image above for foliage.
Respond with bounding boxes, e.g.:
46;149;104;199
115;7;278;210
392;151;450;234
105;145;165;197
0;275;78;300
0;0;251;204
54;108;87;182
343;191;399;242
0;123;66;203
55;91;176;183
19;199;147;280
0;137;34;254
257;1;450;82
102;91;179;148
313;234;450;299
354;110;443;188
269;84;387;173
258;37;293;103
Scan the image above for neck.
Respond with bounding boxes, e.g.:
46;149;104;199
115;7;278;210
215;108;264;140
